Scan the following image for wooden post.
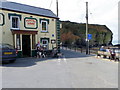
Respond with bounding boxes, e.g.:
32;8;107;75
86;2;89;54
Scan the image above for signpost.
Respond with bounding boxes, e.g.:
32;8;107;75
88;34;92;40
86;2;92;55
86;2;89;55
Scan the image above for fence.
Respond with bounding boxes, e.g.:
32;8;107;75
61;44;99;54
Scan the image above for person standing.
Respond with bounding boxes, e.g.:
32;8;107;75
36;41;41;58
100;46;106;51
110;49;116;60
106;47;110;52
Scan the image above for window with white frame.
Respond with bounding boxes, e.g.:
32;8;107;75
16;34;21;50
42;39;48;46
11;16;20;29
41;20;48;32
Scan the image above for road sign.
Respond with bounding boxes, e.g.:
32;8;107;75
88;34;92;40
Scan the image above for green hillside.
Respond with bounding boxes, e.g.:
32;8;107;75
60;21;113;47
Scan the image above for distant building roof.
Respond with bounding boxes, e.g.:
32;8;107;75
0;1;58;18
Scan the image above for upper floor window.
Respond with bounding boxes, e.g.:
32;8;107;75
0;13;5;26
41;20;48;32
11;16;20;29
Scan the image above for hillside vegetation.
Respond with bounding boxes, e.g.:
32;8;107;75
60;21;113;47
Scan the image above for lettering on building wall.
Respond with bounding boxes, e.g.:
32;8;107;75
24;17;38;29
26;19;36;25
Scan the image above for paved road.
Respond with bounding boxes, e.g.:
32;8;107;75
1;49;118;88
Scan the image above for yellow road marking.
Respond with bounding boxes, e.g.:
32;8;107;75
95;56;119;63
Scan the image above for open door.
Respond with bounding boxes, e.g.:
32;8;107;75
22;35;31;57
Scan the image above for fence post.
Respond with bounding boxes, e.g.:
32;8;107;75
81;47;82;53
75;46;77;52
89;48;90;54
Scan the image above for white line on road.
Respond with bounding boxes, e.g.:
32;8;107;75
63;56;67;63
57;58;62;65
57;55;67;65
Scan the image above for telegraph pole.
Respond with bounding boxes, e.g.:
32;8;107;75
56;0;60;53
56;0;58;17
86;2;89;54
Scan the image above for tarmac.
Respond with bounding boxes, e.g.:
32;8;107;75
1;49;118;88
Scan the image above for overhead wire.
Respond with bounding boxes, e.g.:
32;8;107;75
88;1;119;45
49;0;53;9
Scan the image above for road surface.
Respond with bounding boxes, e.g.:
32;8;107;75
1;49;118;88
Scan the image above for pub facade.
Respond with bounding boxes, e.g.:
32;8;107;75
0;1;60;57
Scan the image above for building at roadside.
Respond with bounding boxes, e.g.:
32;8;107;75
0;1;60;57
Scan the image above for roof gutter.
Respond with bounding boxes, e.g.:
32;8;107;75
0;8;59;19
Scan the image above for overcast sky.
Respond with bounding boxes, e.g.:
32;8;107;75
2;0;120;44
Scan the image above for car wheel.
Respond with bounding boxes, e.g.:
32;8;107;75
9;59;16;63
2;61;10;64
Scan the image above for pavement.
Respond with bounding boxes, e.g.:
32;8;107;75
1;49;118;88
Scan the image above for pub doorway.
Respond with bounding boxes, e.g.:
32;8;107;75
22;35;31;57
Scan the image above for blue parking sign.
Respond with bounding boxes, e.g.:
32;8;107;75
88;34;92;40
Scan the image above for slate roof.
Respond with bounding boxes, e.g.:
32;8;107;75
0;1;58;18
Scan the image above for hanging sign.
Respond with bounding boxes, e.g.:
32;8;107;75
51;39;56;44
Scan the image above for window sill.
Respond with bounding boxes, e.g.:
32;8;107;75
17;49;22;51
41;31;49;33
11;28;20;30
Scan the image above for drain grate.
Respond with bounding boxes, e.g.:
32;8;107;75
86;62;93;64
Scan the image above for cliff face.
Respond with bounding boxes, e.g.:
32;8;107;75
60;21;113;47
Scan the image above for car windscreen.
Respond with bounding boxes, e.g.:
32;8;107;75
1;44;14;49
0;44;2;48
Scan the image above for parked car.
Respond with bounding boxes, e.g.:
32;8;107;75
0;43;17;63
97;48;120;61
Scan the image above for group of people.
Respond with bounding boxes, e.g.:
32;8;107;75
36;42;59;58
100;46;116;60
36;42;46;58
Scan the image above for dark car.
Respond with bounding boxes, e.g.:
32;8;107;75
0;43;17;63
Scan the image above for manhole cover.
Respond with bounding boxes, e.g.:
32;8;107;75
86;62;93;64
